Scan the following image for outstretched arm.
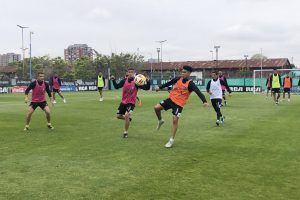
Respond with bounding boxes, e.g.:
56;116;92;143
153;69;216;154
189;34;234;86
159;77;180;89
111;77;125;89
188;81;207;104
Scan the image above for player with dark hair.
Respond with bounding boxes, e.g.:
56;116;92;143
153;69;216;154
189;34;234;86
111;68;150;138
207;71;232;126
218;71;229;106
49;72;66;104
24;72;54;131
266;73;273;98
282;74;293;102
97;72;105;101
270;69;282;105
154;65;208;148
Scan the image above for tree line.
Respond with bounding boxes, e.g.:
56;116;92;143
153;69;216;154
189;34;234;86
10;53;145;81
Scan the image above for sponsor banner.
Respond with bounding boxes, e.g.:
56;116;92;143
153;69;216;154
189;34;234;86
12;86;27;93
77;85;97;91
229;86;262;92
0;86;9;93
16;80;31;86
76;80;96;86
60;85;77;92
61;81;76;86
0;80;10;86
157;79;204;86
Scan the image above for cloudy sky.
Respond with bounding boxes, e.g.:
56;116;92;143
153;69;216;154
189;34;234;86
1;0;299;65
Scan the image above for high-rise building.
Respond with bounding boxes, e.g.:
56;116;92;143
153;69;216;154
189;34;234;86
0;53;21;66
64;44;93;63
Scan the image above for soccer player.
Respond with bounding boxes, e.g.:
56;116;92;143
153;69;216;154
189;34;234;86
49;72;66;104
207;71;232;126
110;68;150;138
269;69;282;105
124;71;142;106
154;65;208;148
282;74;293;102
97;72;105;101
24;72;54;131
266;73;272;98
218;71;229;106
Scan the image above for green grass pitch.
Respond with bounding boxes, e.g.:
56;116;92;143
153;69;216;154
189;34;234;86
0;91;299;199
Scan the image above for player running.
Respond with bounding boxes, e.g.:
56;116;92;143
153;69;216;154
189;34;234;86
24;72;54;131
110;68;150;138
206;71;232;126
154;65;209;148
49;72;66;104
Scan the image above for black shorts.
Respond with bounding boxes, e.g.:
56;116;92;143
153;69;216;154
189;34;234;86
98;87;103;91
272;88;281;93
30;101;48;110
284;88;291;92
117;103;135;115
160;98;183;117
52;88;61;93
222;90;226;95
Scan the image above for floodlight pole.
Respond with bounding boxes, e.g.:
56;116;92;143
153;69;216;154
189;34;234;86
29;31;34;80
17;25;29;78
156;40;167;81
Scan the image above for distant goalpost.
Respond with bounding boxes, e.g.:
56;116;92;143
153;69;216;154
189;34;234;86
253;69;300;94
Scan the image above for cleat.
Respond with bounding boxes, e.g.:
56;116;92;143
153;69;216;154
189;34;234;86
99;98;103;102
24;125;29;131
47;124;54;130
53;100;57;104
123;133;128;138
165;138;174;148
156;119;165;130
220;116;225;124
216;120;220;126
63;98;66;103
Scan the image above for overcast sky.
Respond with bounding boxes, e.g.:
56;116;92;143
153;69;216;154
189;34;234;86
1;0;299;65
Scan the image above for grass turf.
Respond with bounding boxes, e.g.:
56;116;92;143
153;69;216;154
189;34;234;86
0;91;299;199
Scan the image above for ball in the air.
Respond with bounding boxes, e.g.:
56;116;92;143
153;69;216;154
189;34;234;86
134;74;146;86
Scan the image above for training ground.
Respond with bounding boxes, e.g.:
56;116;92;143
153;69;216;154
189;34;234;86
0;91;299;199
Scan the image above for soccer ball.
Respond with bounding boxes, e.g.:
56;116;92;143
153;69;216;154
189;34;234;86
134;74;146;86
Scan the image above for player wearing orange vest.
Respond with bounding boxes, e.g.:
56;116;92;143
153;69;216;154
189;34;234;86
283;74;293;102
154;65;209;148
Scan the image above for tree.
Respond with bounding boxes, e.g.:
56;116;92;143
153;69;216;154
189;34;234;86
74;57;97;80
251;54;267;60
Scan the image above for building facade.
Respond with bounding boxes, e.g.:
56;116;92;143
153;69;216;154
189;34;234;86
0;53;21;66
144;58;292;79
64;44;93;63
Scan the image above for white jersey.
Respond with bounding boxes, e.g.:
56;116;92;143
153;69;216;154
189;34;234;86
209;79;222;99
